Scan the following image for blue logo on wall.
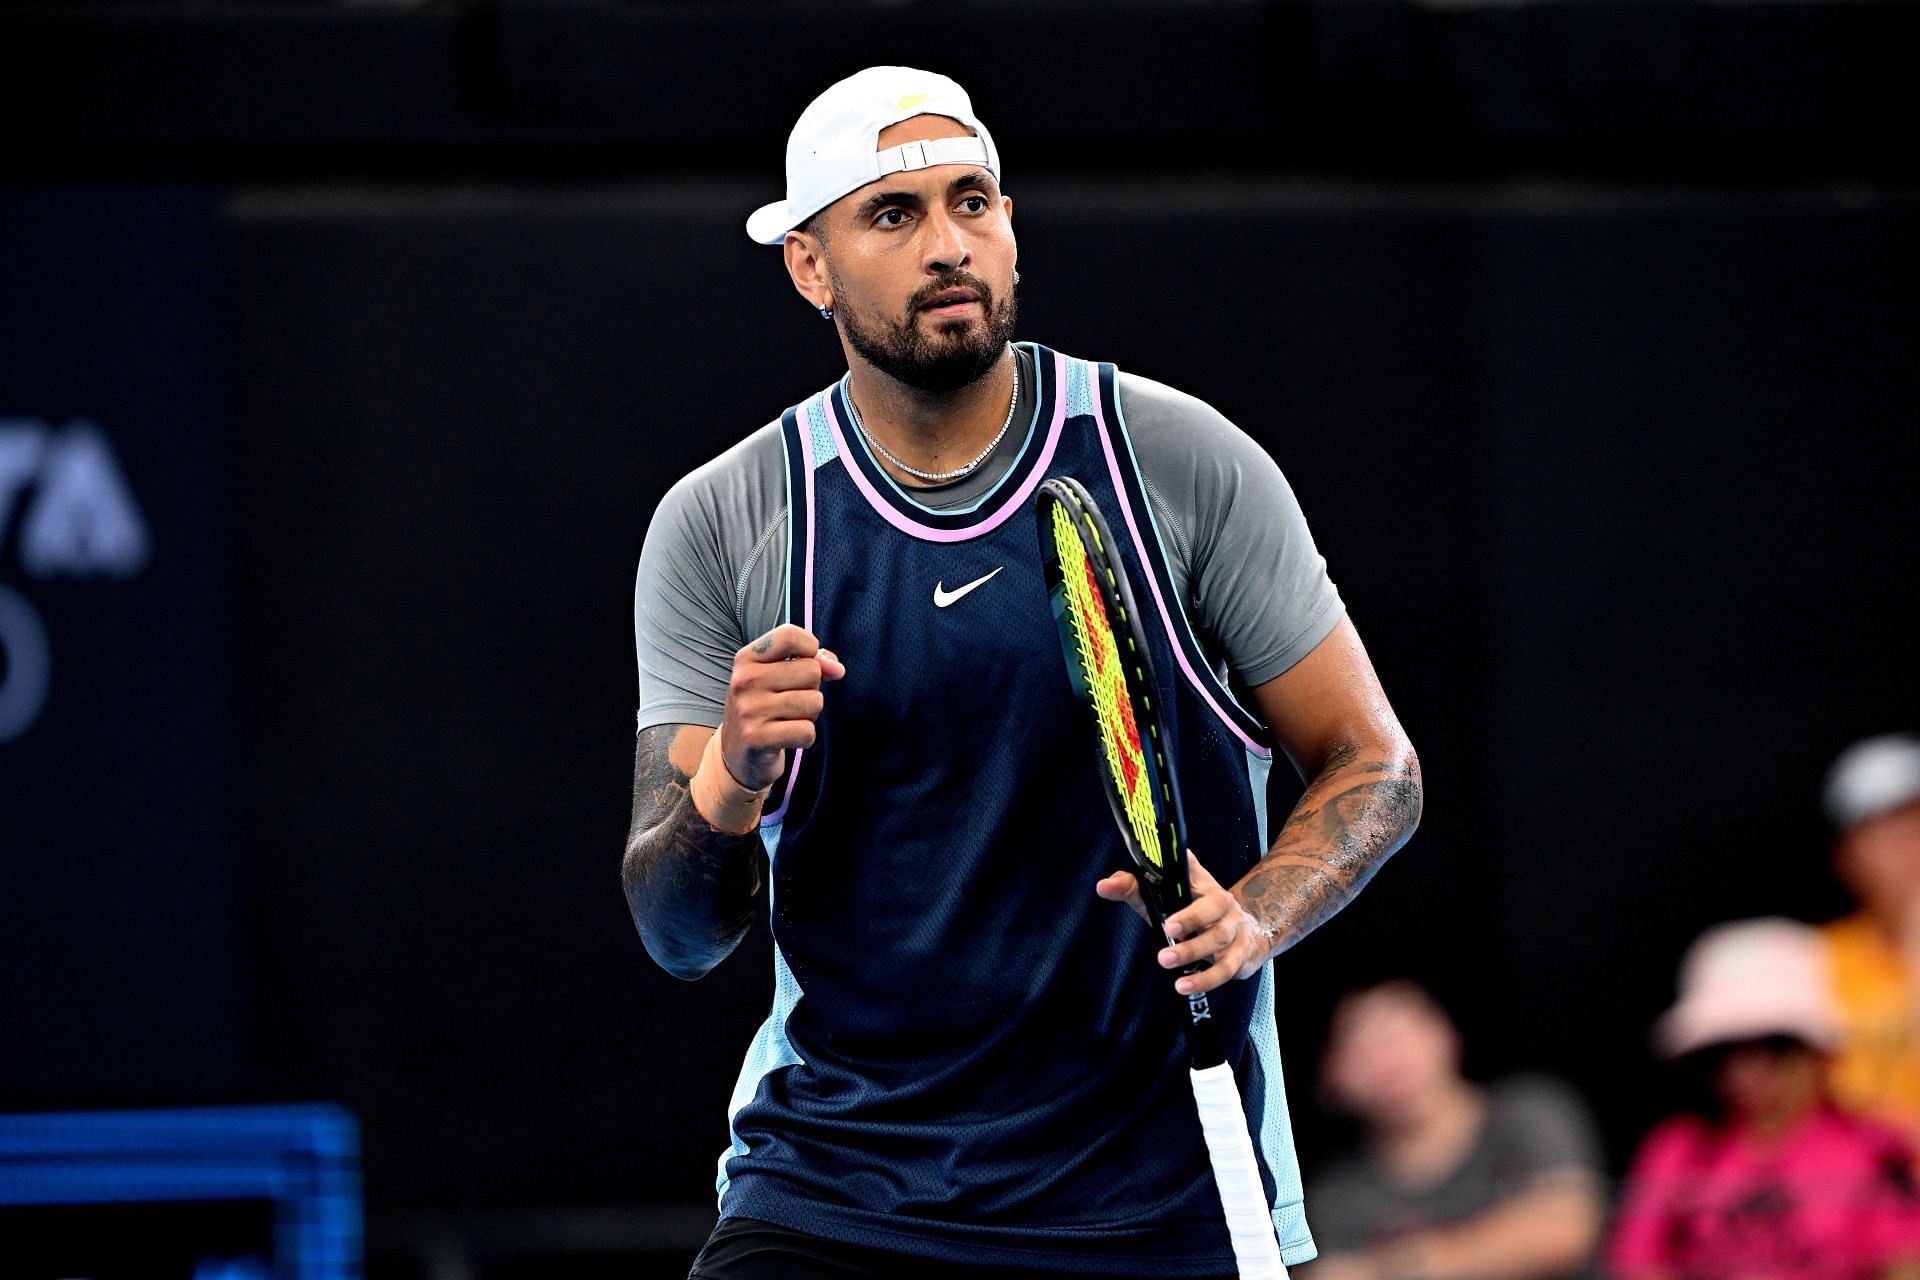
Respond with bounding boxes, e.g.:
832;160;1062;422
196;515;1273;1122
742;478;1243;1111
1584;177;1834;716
196;1258;271;1280
0;416;150;744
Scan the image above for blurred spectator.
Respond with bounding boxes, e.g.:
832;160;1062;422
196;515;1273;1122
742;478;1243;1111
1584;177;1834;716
1306;980;1605;1280
1821;734;1920;1136
1607;917;1920;1280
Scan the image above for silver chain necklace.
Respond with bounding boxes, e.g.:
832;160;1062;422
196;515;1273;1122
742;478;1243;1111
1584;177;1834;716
847;361;1019;483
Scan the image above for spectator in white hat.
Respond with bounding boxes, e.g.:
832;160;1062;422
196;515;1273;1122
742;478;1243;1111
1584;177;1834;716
1819;735;1920;1136
1607;918;1920;1280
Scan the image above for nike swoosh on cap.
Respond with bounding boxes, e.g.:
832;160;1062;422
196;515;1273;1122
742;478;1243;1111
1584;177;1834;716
933;566;1004;608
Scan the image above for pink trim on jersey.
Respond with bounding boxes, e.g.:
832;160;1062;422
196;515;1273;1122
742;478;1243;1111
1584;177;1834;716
761;400;820;827
1090;383;1272;760
822;351;1071;544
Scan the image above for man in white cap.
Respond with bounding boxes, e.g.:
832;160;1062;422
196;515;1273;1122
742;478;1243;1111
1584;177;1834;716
1820;734;1920;1135
623;66;1421;1278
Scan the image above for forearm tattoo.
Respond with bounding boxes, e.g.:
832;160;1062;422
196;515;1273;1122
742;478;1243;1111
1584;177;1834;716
621;724;766;978
1235;741;1423;953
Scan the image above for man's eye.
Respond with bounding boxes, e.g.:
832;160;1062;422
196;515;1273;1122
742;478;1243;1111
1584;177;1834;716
876;209;907;227
960;196;988;213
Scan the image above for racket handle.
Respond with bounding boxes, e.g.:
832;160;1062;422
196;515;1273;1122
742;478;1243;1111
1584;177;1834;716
1189;1063;1289;1280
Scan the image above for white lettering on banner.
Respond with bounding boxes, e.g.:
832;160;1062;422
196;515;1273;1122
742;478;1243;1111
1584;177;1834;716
18;420;151;578
0;421;47;533
0;583;52;745
0;417;151;744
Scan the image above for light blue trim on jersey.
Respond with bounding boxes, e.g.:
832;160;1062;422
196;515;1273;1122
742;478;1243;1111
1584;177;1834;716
716;819;808;1204
833;342;1046;513
1243;746;1316;1262
804;393;839;470
1249;963;1318;1265
1063;354;1097;420
1247;750;1273;848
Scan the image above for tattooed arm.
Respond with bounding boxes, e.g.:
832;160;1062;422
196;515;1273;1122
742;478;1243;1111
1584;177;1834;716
1237;615;1421;951
623;624;846;981
621;723;767;981
1104;616;1421;992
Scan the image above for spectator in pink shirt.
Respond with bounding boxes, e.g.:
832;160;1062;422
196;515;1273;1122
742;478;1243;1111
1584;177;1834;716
1608;917;1920;1280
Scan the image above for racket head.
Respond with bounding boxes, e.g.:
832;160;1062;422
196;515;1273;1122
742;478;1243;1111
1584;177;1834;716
1035;476;1192;927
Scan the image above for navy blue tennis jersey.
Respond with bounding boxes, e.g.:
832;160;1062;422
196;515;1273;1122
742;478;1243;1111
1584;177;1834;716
717;343;1317;1274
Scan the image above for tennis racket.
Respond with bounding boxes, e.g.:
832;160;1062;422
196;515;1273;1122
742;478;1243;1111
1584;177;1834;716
1036;475;1287;1280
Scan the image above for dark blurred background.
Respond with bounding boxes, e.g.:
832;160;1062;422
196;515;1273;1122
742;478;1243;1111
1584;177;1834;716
2;1;1917;1276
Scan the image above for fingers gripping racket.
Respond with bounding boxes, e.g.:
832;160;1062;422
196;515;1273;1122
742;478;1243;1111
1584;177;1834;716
1036;476;1287;1280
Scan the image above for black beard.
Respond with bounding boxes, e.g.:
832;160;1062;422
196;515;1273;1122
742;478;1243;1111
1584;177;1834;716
833;269;1018;394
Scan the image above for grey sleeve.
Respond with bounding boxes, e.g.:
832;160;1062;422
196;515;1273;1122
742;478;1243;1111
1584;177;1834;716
1301;1156;1394;1255
1117;373;1345;688
1484;1075;1608;1189
633;423;789;734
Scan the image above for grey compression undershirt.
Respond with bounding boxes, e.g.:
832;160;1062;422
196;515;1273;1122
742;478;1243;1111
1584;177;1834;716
635;345;1345;732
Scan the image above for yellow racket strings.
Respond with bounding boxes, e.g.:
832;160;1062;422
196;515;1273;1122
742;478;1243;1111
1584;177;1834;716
1049;499;1167;872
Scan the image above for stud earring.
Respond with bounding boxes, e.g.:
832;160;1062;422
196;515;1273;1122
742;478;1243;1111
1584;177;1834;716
819;305;834;320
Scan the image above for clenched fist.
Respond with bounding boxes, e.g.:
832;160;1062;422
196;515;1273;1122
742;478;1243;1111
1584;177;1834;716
718;623;846;792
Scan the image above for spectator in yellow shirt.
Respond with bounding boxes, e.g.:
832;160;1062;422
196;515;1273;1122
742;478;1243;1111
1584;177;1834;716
1821;734;1920;1136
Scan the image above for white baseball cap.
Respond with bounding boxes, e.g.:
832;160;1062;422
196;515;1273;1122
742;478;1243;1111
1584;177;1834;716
1656;917;1839;1059
745;66;1001;246
1824;734;1920;830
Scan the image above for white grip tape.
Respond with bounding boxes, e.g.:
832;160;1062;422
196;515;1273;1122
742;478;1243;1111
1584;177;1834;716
1190;1062;1288;1280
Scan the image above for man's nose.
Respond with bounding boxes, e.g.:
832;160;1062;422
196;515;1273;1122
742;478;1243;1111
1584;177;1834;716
922;207;970;275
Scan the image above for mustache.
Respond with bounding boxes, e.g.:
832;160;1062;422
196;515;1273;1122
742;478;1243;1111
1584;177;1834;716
909;271;1000;313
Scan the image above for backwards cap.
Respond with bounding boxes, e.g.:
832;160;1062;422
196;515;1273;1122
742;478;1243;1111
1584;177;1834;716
745;67;1000;246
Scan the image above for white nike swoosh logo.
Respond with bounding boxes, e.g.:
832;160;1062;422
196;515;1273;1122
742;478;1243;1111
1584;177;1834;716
933;566;1004;608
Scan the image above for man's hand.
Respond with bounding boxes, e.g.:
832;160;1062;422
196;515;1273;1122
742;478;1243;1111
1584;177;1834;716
1095;851;1276;996
720;623;846;791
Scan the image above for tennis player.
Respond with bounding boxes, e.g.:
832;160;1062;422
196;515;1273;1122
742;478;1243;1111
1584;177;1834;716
624;66;1422;1280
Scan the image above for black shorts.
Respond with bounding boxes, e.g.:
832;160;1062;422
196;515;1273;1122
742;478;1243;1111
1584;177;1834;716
687;1217;1238;1280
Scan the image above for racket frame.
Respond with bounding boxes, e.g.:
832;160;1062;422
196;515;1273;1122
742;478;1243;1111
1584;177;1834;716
1037;475;1220;1066
1035;474;1290;1280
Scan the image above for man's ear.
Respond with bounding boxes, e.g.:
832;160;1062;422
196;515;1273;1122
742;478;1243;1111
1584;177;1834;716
783;230;832;313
